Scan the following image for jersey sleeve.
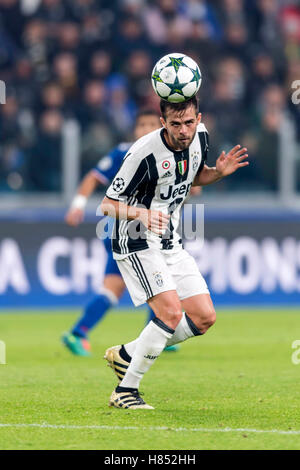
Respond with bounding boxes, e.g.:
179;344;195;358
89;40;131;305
197;125;209;174
106;152;149;202
92;146;128;185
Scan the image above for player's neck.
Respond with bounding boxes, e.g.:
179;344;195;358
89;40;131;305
163;129;184;152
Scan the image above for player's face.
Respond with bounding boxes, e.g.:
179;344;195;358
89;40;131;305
134;115;161;140
161;106;201;151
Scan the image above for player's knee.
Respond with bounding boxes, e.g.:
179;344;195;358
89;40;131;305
159;304;182;330
172;309;183;326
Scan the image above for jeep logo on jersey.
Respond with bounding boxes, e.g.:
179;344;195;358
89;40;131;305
160;182;192;200
178;160;187;175
112;177;125;192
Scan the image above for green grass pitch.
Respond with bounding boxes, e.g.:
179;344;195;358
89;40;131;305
0;308;300;450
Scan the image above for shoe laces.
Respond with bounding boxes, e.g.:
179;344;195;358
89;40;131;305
131;390;146;404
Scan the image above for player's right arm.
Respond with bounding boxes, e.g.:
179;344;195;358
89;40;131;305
101;150;169;235
101;196;169;235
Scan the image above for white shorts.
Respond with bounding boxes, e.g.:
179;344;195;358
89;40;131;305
116;248;209;307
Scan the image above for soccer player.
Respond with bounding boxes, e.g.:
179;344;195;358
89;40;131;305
62;110;162;356
101;96;249;409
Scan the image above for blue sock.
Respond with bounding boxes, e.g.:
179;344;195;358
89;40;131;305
72;293;113;338
146;305;156;325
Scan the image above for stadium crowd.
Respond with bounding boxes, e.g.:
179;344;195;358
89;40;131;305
0;0;299;193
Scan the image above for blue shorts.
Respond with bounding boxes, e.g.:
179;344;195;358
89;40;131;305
101;221;121;277
105;250;121;276
103;238;121;276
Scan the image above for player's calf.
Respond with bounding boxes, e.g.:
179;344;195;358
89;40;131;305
182;294;216;335
186;307;216;334
183;307;216;335
199;308;216;333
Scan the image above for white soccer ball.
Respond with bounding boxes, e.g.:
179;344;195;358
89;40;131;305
151;53;202;103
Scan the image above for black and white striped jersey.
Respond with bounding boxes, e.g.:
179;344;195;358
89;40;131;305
106;123;209;259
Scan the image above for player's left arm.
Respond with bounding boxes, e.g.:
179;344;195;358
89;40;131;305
193;145;249;186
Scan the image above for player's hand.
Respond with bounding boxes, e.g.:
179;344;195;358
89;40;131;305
65;208;85;226
190;186;202;197
138;209;170;235
216;145;249;177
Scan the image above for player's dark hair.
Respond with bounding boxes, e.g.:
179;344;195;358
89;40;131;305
160;96;198;120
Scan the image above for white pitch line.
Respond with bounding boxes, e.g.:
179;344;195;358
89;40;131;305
0;423;300;435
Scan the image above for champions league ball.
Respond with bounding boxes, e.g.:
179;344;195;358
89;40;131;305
151;53;202;103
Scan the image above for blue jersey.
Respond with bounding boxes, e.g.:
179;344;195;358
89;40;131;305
91;142;131;186
92;142;131;267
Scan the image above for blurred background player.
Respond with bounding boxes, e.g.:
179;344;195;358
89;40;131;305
62;109;163;356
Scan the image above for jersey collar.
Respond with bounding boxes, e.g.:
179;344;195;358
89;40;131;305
160;128;184;155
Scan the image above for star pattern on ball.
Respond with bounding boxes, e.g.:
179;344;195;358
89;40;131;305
170;75;188;96
164;58;201;98
174;67;201;96
192;67;201;82
151;71;163;83
169;56;186;72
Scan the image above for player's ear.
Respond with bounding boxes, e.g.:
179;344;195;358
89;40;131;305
160;117;166;128
197;113;202;123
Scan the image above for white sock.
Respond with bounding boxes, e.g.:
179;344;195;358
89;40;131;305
124;339;138;357
120;319;174;389
166;312;201;346
123;313;201;360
